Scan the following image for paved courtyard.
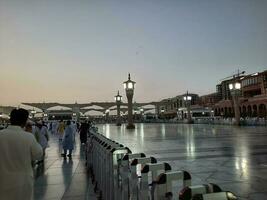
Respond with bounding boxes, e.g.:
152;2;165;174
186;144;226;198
97;123;267;200
33;134;96;200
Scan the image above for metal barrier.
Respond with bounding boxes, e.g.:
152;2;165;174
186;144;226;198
192;192;237;200
129;157;157;200
179;183;222;200
87;127;237;200
119;153;147;200
140;163;172;199
154;171;192;200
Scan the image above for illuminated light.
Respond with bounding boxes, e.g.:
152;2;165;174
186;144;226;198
229;83;233;90
128;82;133;89
123;83;127;89
235;82;241;89
251;72;258;76
184;96;192;101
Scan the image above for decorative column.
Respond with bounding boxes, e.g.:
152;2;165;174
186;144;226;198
229;82;241;125
123;74;136;129
114;91;122;126
183;91;193;124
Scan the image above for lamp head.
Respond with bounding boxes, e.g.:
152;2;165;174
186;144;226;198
123;73;136;91
229;83;234;90
115;91;122;102
235;82;241;90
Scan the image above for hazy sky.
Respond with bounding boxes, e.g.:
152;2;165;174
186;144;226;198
1;0;267;106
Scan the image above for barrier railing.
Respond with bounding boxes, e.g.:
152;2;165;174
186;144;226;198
87;127;237;200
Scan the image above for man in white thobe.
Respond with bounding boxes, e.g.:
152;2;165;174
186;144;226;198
0;108;43;200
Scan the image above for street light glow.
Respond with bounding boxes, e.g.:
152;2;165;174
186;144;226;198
128;82;133;89
183;96;192;101
235;82;241;89
229;83;233;90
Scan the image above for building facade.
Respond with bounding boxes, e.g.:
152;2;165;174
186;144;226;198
214;70;267;118
158;93;199;119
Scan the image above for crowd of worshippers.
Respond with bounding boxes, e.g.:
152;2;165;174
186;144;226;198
0;108;91;200
47;119;91;158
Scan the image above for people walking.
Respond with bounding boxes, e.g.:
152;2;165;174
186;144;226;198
0;108;43;200
57;120;65;141
79;122;89;144
51;121;58;135
62;120;75;158
33;121;48;163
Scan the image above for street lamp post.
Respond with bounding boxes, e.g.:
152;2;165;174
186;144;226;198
105;109;110;123
229;81;241;125
123;73;136;129
140;108;144;122
31;109;37;119
43;113;48;122
114;91;122;126
183;92;193;124
161;108;165;121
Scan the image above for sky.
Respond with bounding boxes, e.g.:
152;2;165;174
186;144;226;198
0;0;267;106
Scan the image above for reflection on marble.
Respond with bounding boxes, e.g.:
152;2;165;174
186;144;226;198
33;134;97;200
98;123;267;200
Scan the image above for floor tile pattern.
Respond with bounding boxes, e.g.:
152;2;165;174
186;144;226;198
33;134;96;200
97;123;267;200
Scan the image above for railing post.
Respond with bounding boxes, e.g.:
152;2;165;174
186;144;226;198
129;157;157;200
140;163;172;200
108;147;132;200
192;192;237;200
119;153;146;200
179;183;222;200
154;171;191;200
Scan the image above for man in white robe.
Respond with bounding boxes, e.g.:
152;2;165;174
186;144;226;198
0;108;43;200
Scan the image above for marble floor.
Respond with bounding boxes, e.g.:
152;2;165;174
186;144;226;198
97;123;267;200
33;134;97;200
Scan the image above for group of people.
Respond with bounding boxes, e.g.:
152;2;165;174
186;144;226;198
47;120;91;158
0;108;92;200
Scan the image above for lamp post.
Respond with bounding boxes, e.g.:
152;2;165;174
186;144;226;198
161;108;165;121
183;92;193;124
43;113;48;122
105;109;110;123
72;113;77;121
31;109;37;119
229;81;241;125
123;73;136;129
114;91;122;126
140;108;144;122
